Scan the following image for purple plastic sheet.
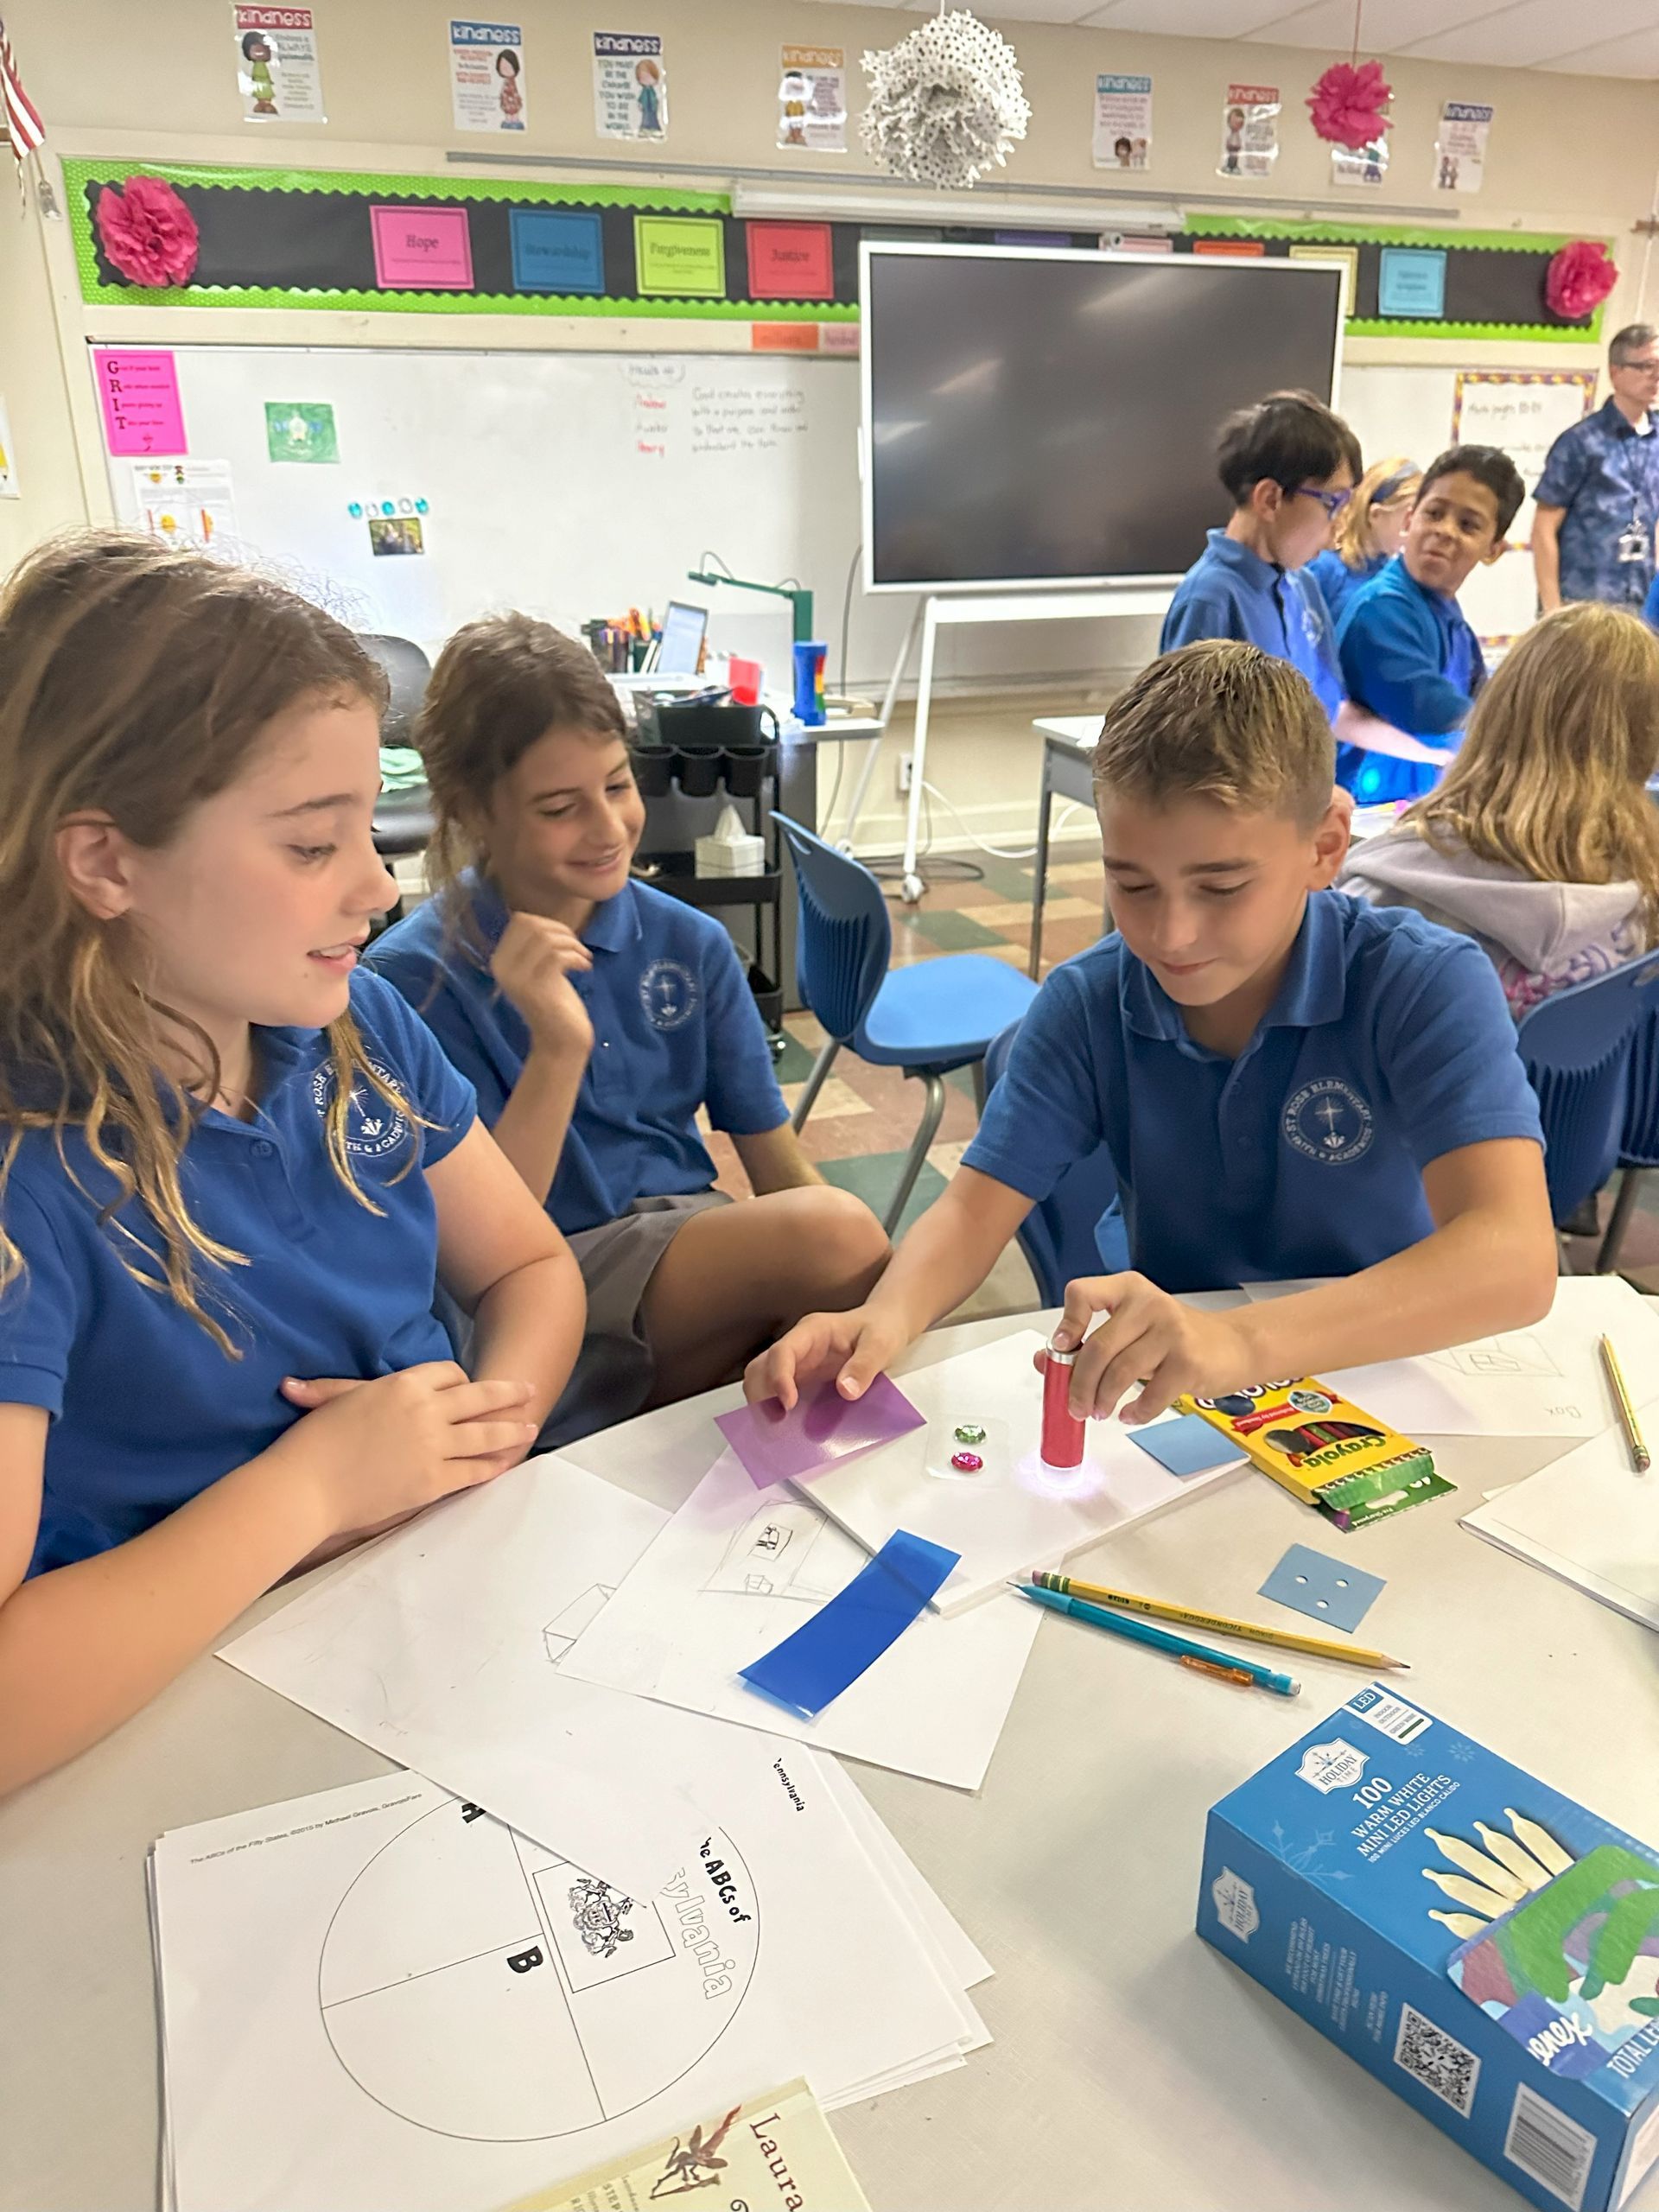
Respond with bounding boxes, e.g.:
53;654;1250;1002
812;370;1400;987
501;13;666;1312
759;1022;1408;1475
716;1372;926;1490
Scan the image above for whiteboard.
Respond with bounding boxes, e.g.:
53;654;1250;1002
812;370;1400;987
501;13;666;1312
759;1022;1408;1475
1341;364;1597;645
99;344;887;682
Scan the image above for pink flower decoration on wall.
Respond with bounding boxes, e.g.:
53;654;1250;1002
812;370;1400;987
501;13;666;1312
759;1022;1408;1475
94;175;200;289
1546;240;1618;322
1306;59;1392;149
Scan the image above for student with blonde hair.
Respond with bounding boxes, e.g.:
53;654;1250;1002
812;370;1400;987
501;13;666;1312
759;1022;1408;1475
0;533;585;1796
1307;454;1421;624
1340;601;1659;1014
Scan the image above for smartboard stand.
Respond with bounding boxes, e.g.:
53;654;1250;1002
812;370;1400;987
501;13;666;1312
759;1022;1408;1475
881;588;1173;902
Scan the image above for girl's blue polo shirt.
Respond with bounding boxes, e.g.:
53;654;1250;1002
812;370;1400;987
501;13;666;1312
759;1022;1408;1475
366;874;789;1236
963;892;1543;1294
1306;546;1384;626
0;970;475;1577
1160;531;1345;724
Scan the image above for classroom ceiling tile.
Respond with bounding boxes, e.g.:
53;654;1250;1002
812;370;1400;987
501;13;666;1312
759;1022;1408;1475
804;0;1659;72
1241;0;1484;52
1401;0;1659;67
1545;25;1659;75
1078;0;1287;32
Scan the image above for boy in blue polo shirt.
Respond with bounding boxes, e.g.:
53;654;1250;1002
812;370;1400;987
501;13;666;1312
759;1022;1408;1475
1160;389;1359;724
370;613;888;1441
1336;444;1522;804
747;641;1556;1426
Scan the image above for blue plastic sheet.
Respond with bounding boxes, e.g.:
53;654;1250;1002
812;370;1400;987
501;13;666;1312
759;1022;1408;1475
738;1529;961;1719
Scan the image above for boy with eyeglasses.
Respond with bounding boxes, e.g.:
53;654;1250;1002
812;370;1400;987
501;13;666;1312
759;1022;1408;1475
1160;389;1360;726
1335;445;1523;806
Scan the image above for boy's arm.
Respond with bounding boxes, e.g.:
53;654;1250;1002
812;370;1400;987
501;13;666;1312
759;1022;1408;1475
1051;1135;1554;1421
744;1166;1032;1406
731;1122;824;1192
1339;593;1471;737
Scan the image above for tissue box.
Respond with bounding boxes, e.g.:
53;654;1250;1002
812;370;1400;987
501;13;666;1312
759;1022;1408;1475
1198;1687;1659;2212
696;804;766;878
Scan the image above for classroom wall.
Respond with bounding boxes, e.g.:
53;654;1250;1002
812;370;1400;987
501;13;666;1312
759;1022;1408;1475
5;0;1658;851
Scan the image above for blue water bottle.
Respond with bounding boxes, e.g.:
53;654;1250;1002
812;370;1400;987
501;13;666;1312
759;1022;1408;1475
791;640;827;728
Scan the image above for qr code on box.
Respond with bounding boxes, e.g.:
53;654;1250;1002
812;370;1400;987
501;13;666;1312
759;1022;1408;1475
1394;2002;1481;2117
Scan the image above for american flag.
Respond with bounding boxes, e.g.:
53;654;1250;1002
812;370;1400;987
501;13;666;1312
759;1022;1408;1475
0;16;45;164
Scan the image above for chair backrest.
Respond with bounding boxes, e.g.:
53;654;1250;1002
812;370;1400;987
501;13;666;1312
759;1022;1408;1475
984;1018;1123;1306
772;813;893;1045
1515;951;1659;1221
359;632;433;747
1621;996;1659;1172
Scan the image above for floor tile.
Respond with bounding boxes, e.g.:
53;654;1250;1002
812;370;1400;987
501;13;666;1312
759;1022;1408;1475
770;1028;818;1084
972;895;1097;929
1040;860;1109;887
778;1075;872;1123
906;907;1009;951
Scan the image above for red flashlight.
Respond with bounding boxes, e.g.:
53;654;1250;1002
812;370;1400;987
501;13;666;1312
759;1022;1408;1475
1040;1343;1086;1469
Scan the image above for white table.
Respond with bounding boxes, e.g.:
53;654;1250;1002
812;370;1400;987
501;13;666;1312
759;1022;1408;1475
5;1306;1658;2212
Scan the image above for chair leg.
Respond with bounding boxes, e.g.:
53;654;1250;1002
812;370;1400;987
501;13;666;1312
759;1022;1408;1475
883;1073;947;1235
791;1037;841;1135
1596;1166;1647;1274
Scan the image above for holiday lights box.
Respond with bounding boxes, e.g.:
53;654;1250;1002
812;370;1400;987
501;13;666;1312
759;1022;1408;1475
1198;1687;1659;2211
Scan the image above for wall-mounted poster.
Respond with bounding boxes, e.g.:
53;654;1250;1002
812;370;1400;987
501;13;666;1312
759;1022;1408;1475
779;44;846;153
594;31;666;142
449;21;526;135
232;5;326;124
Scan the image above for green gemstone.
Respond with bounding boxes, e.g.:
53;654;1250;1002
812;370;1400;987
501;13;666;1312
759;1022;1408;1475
954;1421;988;1446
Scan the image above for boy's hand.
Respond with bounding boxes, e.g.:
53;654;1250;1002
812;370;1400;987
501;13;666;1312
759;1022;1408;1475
743;1305;908;1410
492;913;594;1058
1046;1274;1257;1425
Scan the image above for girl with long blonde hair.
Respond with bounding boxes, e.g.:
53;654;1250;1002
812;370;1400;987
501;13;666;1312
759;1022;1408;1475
1308;453;1421;623
0;531;583;1796
1340;600;1659;1013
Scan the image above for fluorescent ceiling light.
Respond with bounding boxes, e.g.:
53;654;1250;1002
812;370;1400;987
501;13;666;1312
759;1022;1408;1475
732;181;1184;232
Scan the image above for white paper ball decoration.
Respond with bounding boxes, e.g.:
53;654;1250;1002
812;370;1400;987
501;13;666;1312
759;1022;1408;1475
860;10;1032;190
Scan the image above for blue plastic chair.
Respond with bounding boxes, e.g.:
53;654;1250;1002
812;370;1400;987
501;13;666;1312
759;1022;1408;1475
1513;951;1659;1236
983;1019;1126;1305
774;815;1039;1232
1597;995;1659;1273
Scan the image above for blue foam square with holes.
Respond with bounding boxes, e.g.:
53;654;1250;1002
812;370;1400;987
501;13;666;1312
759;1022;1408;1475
1258;1543;1385;1632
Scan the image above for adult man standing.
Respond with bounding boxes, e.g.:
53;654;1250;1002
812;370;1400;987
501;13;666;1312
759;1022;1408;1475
1533;323;1659;612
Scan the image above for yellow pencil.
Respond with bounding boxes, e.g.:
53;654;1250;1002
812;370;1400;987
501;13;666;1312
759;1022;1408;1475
1599;1334;1650;1473
1030;1571;1407;1670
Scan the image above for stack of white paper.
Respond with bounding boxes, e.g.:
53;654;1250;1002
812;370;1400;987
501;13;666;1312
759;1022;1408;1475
149;1751;989;2212
1460;1395;1659;1630
555;1446;1045;1789
224;1460;760;1897
1239;1275;1659;1440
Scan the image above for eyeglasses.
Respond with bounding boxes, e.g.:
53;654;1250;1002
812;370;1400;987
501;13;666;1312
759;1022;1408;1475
1294;485;1354;518
1613;358;1659;376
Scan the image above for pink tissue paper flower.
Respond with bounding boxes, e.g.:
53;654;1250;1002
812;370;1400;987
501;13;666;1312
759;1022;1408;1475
1306;59;1392;149
1546;240;1619;322
94;175;200;289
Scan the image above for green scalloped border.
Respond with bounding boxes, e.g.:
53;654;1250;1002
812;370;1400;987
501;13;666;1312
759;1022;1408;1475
1185;210;1606;340
1185;212;1580;251
60;156;855;317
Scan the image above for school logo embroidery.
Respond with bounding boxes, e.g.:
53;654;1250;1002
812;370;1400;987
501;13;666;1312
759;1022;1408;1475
639;958;699;1033
309;1058;410;1160
1282;1077;1375;1166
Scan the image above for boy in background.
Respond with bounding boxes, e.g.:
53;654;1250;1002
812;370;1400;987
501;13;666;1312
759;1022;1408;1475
1160;390;1359;725
747;642;1555;1426
1336;444;1522;804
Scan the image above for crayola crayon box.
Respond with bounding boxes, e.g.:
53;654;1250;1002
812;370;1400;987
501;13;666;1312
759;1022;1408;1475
1176;1377;1449;1528
1198;1687;1659;2211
